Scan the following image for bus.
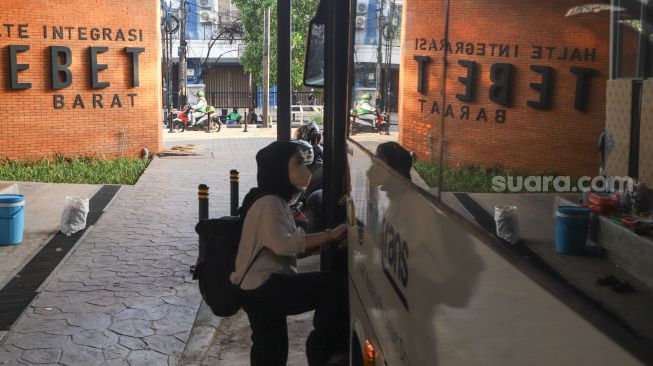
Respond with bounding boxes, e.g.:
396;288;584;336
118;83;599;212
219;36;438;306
304;0;653;365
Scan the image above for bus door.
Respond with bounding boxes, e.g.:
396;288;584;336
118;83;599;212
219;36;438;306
304;0;354;271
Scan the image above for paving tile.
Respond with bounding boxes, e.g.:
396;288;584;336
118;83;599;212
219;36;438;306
7;332;69;350
71;329;119;349
109;319;155;338
0;344;24;365
151;318;191;336
143;334;185;354
21;348;61;364
122;297;165;310
59;343;103;365
102;344;130;360
118;335;148;351
126;350;169;366
12;317;69;335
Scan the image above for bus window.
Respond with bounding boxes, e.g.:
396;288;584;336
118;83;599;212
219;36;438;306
304;22;325;87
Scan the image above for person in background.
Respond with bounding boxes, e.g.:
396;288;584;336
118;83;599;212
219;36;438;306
191;90;208;126
248;109;258;128
228;108;242;125
296;122;323;164
353;93;374;115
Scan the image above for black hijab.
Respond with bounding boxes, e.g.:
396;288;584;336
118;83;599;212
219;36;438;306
239;141;300;218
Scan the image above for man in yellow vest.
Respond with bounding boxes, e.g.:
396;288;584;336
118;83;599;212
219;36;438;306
191;90;208;126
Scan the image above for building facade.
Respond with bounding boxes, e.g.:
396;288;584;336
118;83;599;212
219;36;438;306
398;0;652;181
353;0;403;113
0;0;162;161
168;0;252;109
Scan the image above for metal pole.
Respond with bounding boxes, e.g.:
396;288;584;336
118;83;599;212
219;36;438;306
178;0;188;107
321;0;352;272
376;0;385;111
277;0;291;141
323;0;351;230
244;74;250;132
168;28;174;133
163;24;169;129
230;170;239;216
263;7;270;128
198;184;209;220
437;0;451;202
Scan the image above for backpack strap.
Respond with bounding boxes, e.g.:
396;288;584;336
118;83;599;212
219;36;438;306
238;248;264;289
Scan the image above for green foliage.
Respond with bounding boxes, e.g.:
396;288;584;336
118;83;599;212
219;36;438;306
0;155;151;185
232;0;319;90
413;161;532;193
309;112;323;125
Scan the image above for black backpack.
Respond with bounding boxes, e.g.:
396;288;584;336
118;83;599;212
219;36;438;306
194;216;261;317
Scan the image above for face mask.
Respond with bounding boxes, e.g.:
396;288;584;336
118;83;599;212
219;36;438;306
289;153;312;189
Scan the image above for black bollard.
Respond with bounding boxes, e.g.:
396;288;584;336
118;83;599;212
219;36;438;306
230;170;239;216
198;184;209;220
207;112;212;133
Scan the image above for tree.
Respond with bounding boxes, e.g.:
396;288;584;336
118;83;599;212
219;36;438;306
200;17;244;76
232;0;319;90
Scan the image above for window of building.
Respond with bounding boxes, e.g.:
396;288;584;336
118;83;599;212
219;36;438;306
217;0;232;21
202;23;215;40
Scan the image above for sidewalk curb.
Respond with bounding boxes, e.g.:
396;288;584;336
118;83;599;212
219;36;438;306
179;300;222;365
0;183;18;195
34;224;95;294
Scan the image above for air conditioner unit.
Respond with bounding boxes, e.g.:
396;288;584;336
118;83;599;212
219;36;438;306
355;16;366;29
200;10;215;23
356;2;367;14
199;0;213;9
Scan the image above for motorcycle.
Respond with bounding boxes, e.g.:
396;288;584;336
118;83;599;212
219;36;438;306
349;108;389;135
171;105;191;132
173;104;222;132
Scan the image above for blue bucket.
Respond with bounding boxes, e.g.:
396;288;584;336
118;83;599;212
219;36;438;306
0;194;25;245
555;206;591;255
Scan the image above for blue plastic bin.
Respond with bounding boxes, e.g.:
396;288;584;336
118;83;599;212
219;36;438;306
555;206;591;255
0;194;25;245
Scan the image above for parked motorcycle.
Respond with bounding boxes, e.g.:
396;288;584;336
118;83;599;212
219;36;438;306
349;108;389;135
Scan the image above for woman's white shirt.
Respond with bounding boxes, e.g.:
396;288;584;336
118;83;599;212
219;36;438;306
229;195;306;290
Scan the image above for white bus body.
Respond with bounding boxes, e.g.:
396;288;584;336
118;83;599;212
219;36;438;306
346;141;642;366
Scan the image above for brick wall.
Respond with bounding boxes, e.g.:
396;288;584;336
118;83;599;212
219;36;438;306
399;0;610;176
0;0;162;161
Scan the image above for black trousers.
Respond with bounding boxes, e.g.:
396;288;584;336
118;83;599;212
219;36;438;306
241;272;349;366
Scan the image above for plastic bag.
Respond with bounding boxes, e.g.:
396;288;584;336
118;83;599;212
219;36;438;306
60;196;90;236
494;205;520;244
